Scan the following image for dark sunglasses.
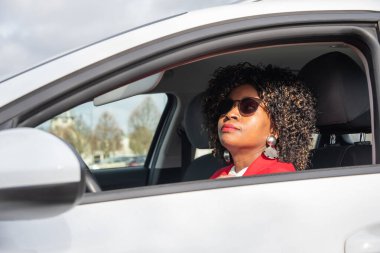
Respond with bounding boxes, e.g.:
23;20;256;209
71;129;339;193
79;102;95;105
218;97;262;117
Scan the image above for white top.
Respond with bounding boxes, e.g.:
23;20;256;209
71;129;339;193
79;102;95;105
228;166;248;177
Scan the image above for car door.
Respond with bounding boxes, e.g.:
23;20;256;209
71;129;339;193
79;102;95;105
1;5;380;253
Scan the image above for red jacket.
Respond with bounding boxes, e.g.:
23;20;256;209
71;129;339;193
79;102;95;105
210;154;295;179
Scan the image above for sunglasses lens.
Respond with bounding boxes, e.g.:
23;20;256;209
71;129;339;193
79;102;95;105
218;99;234;115
239;98;260;115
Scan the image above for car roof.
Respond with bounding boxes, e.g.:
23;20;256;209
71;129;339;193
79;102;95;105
0;0;379;107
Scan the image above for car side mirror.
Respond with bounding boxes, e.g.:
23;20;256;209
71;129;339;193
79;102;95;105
0;128;85;220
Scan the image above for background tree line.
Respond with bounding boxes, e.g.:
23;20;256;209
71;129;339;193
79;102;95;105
47;97;160;159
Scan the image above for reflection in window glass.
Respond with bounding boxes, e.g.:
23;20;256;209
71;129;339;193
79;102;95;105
38;94;167;169
343;133;372;144
309;133;320;149
194;149;212;159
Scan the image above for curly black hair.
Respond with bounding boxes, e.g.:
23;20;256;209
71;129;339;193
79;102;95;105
202;62;317;170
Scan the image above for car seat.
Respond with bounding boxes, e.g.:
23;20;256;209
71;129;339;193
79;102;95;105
298;51;372;169
182;93;226;181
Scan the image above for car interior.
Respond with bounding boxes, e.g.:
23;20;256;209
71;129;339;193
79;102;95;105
159;44;372;183
35;42;373;192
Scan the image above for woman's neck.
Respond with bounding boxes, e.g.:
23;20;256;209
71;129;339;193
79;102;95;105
230;146;265;172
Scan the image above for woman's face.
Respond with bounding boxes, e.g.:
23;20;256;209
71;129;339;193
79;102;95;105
217;84;273;153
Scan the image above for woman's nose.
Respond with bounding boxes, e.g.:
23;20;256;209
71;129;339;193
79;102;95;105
225;104;240;119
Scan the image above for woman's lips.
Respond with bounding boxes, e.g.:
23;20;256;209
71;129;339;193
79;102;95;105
221;124;239;132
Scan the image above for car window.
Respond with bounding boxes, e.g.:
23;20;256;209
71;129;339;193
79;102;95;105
37;94;167;170
27;43;374;190
343;133;372;144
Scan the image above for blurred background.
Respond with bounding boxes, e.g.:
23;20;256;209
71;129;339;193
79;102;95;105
0;0;236;81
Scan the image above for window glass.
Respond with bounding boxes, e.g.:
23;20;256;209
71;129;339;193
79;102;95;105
342;133;372;144
194;148;212;159
310;133;320;149
37;94;167;170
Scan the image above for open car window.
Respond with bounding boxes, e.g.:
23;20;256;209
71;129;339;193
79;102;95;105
34;42;374;190
37;94;168;170
3;17;370;193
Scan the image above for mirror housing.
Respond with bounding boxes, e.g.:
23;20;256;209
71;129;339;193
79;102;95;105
0;128;85;220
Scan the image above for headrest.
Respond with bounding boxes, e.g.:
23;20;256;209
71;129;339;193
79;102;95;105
184;93;209;149
298;52;370;133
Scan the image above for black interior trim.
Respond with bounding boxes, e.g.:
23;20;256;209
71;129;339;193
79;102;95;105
146;93;177;185
93;167;148;190
155;167;183;185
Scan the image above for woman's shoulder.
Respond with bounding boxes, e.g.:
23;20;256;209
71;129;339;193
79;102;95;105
210;165;233;179
245;156;296;176
273;160;296;172
210;157;296;179
260;159;296;174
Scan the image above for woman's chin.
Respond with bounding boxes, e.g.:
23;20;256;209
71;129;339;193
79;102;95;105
220;138;239;150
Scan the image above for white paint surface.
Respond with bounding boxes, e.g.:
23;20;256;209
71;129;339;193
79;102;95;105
0;128;81;188
1;172;380;252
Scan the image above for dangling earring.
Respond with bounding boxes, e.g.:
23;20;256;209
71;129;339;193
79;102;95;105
223;150;231;163
263;135;279;159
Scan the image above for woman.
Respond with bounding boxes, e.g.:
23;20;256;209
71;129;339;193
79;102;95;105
202;63;316;178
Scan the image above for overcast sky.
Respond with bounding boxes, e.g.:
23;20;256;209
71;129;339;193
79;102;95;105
0;0;236;81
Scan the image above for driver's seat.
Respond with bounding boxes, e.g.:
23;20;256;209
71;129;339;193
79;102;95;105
182;93;226;181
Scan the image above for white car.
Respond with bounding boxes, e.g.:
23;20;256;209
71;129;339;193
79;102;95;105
1;0;380;252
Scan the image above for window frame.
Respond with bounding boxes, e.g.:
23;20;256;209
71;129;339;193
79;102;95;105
82;24;379;202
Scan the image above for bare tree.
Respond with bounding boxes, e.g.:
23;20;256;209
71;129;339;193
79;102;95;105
128;126;154;155
49;113;91;156
72;115;92;155
128;97;160;154
93;111;124;158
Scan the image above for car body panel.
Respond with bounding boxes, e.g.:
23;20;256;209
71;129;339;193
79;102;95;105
0;128;81;188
